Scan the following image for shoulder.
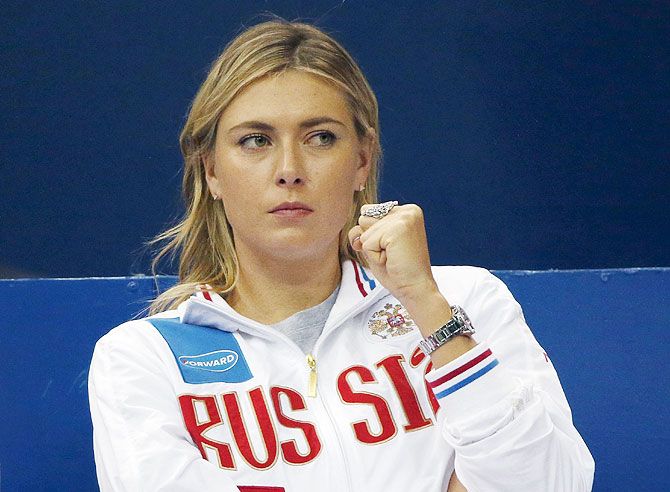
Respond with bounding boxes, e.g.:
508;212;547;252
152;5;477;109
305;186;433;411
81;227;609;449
89;310;186;394
92;309;181;360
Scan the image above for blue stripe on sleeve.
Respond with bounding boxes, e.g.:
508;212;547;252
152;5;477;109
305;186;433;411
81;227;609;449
434;359;499;399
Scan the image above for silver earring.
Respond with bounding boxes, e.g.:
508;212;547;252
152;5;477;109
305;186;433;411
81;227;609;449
358;184;366;192
212;193;219;200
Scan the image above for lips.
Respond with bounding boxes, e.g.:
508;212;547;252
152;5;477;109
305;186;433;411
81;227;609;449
269;202;313;213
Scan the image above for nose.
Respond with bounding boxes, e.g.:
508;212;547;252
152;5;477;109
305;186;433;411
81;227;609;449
275;142;306;187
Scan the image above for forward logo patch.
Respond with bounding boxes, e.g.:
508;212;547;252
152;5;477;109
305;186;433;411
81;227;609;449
179;350;239;372
148;318;253;384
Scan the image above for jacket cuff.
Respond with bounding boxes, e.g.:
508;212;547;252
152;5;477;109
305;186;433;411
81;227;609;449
425;343;521;432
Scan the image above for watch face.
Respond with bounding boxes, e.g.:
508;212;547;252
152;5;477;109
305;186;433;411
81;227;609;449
451;305;475;334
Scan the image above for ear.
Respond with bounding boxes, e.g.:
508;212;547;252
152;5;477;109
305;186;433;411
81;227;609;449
354;128;375;189
202;151;221;198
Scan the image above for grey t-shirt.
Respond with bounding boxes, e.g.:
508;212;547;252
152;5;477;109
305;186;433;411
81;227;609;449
269;285;340;354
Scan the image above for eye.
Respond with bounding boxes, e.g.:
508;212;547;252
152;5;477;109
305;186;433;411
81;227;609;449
239;134;270;149
306;131;337;147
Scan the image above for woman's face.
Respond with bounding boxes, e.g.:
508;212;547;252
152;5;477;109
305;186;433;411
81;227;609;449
204;70;372;263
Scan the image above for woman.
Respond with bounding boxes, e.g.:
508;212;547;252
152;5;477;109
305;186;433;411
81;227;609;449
88;20;594;491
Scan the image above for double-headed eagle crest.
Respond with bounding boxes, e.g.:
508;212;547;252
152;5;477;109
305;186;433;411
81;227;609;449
367;303;416;339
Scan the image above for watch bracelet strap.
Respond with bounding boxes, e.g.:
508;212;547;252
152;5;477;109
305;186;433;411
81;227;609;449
419;305;474;355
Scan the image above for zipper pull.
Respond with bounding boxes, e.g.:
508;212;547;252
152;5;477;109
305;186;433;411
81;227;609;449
306;353;317;397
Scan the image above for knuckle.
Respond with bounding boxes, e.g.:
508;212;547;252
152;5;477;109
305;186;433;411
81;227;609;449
407;203;423;216
400;205;422;224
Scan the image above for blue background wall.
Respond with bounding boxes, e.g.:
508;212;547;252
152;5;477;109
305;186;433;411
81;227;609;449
1;269;668;490
1;1;668;278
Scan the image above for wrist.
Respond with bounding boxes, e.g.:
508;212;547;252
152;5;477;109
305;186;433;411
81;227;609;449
395;278;440;306
400;287;453;338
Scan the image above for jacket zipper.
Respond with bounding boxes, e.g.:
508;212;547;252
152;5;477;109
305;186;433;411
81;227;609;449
306;353;317;397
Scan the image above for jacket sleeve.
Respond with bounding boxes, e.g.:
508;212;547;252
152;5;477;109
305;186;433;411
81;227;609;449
88;321;240;491
426;269;595;491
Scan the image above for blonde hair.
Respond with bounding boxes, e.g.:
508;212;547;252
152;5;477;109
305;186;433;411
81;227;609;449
147;20;382;315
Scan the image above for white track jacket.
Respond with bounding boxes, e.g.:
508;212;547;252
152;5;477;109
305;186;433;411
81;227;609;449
88;261;595;491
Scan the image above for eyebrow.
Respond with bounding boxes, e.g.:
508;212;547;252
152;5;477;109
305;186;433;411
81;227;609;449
227;117;347;134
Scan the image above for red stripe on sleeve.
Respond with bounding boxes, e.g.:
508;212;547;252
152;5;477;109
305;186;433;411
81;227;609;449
238;487;285;492
428;348;493;388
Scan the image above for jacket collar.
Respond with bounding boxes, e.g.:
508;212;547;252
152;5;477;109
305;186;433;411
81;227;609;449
178;259;387;335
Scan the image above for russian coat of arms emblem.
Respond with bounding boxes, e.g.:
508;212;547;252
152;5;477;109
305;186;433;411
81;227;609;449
367;303;416;339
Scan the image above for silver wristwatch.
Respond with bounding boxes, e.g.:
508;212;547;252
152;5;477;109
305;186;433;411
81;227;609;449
419;305;475;355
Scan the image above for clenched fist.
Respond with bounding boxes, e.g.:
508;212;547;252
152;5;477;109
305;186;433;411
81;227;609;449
348;203;440;307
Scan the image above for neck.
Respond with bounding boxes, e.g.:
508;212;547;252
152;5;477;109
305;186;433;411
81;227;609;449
227;241;342;325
